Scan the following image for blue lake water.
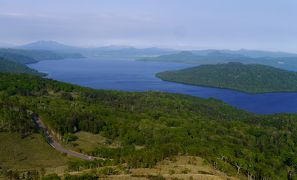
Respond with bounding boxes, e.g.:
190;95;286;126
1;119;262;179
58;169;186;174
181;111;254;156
28;58;297;114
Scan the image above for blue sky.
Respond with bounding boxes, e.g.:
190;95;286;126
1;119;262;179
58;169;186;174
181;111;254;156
0;0;297;51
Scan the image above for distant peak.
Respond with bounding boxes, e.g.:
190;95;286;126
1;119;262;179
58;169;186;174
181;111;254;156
19;40;75;51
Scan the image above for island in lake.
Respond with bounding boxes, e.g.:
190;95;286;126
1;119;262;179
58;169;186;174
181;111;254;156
156;62;297;93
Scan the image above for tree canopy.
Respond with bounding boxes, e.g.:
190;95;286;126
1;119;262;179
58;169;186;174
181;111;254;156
1;73;297;179
157;62;297;93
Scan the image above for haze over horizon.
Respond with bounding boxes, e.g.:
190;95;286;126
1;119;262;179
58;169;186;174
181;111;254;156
1;0;297;52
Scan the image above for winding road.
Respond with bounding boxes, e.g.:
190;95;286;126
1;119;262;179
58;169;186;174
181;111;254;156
34;116;96;161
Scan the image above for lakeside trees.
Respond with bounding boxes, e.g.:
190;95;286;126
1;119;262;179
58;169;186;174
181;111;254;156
156;62;297;93
1;73;297;179
0;57;45;76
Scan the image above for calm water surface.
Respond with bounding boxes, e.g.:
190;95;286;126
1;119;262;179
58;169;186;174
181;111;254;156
28;58;297;114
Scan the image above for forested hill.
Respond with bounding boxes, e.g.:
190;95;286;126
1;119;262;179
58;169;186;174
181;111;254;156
0;48;84;64
0;57;45;76
156;62;297;93
1;73;297;179
0;48;83;76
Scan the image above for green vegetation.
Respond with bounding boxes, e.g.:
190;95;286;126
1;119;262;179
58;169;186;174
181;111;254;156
65;131;119;153
1;73;297;179
0;50;37;64
0;57;45;76
0;133;68;169
157;62;297;93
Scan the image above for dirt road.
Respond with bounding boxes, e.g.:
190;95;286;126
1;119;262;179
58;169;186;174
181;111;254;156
34;117;95;161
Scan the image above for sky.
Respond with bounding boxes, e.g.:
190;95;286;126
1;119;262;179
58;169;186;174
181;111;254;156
0;0;297;51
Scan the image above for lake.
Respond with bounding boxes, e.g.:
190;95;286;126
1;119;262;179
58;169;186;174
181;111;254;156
28;58;297;114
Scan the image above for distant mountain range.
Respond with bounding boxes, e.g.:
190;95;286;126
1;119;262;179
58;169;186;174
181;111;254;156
0;48;84;64
139;50;297;70
0;46;84;75
18;41;176;59
20;40;80;52
191;49;297;58
3;40;297;64
140;51;255;64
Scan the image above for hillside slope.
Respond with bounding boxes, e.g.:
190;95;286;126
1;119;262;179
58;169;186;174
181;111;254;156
0;57;45;76
156;62;297;93
0;132;69;170
0;48;84;64
1;73;297;179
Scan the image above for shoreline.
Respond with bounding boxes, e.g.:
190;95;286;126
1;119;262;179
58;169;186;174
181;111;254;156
156;75;297;95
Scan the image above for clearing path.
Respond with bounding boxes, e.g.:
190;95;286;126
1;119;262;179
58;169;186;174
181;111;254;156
34;116;96;161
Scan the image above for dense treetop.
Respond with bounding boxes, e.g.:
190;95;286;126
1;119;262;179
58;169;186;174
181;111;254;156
0;57;45;76
1;73;297;179
156;62;297;93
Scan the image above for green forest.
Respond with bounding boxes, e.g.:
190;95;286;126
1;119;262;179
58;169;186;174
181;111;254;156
0;57;45;76
156;62;297;93
1;73;297;179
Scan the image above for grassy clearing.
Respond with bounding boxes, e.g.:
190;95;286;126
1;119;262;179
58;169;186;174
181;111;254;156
0;132;241;179
57;132;241;179
65;131;121;153
127;156;239;180
0;132;69;170
66;156;239;180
